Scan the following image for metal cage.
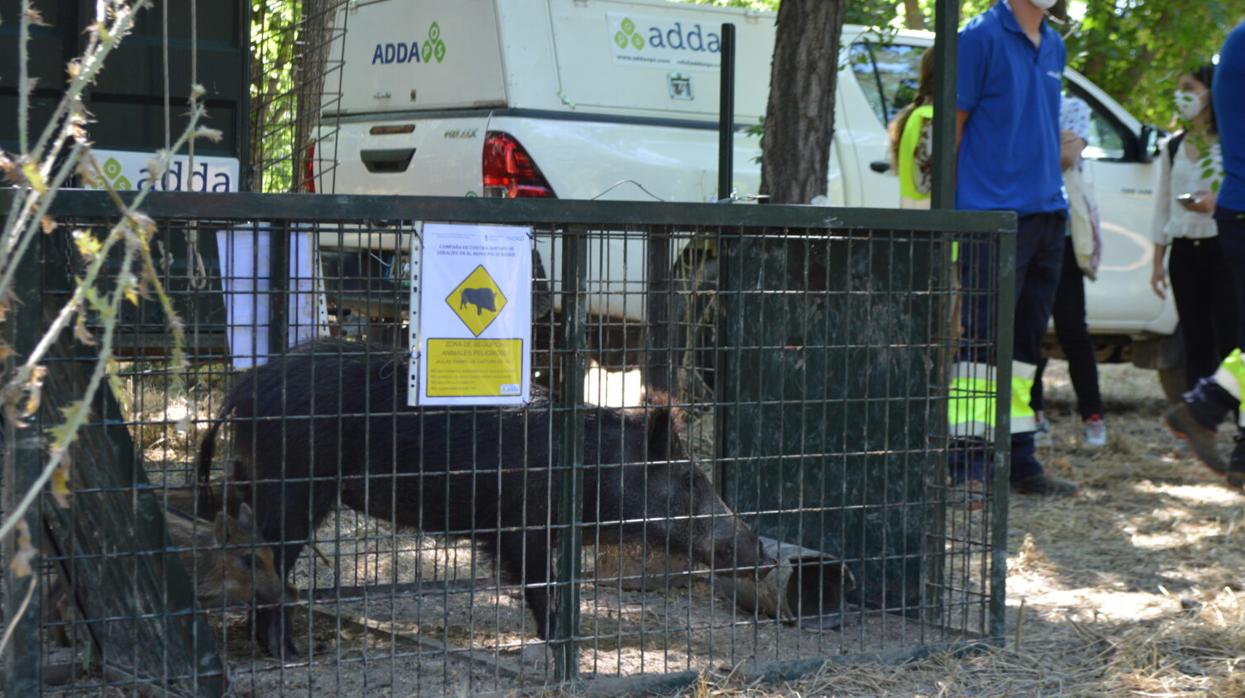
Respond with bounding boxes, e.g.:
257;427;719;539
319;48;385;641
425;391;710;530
2;191;1014;696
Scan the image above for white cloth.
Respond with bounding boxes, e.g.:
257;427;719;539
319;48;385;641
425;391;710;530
1060;95;1091;142
216;224;327;368
1152;135;1223;246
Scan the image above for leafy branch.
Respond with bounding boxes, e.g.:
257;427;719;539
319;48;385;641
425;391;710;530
0;0;219;654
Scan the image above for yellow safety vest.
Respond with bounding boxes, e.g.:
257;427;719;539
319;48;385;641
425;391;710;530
898;104;934;202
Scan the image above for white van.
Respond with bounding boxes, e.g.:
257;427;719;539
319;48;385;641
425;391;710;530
314;0;1181;387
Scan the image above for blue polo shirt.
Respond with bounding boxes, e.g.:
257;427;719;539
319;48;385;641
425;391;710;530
956;1;1067;215
1214;21;1245;212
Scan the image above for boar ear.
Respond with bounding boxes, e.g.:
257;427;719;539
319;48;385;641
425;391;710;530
236;502;255;532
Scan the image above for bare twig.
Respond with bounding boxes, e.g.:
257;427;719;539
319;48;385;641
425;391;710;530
0;4;207;661
2;0;151;268
17;0;31;154
0;105;205;545
0;575;37;657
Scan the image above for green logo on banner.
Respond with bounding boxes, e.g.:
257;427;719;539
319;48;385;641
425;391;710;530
100;157;133;190
615;17;643;51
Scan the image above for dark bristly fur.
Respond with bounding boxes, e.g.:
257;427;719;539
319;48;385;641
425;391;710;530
198;339;769;658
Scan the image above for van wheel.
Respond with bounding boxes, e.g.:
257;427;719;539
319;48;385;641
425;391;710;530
1157;366;1187;404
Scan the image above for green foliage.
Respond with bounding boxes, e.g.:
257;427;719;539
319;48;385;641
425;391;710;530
846;0;907;29
672;0;1004;34
673;0;1238;131
251;0;303;193
678;0;779;9
1068;0;1238;128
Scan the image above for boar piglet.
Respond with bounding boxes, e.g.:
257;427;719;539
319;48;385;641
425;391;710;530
163;502;289;612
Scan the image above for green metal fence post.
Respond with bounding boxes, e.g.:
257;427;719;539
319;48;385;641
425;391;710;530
936;0;961;632
931;0;959;212
555;225;587;681
269;220;290;356
990;223;1017;643
927;0;960;632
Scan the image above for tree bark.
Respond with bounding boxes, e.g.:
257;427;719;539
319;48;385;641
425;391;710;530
758;0;847;205
904;0;926;30
292;0;338;193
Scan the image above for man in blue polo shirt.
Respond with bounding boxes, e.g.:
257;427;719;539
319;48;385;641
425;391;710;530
948;0;1079;498
1165;20;1245;488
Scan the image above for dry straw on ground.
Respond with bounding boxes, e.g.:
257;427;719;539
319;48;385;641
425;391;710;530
644;362;1245;697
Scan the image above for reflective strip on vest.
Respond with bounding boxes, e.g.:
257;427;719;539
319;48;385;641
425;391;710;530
949;362;995;438
1011;361;1038;433
1213;348;1245;401
948;360;1038;438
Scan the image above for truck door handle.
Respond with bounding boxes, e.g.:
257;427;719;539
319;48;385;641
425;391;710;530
361;148;415;173
869;160;891;173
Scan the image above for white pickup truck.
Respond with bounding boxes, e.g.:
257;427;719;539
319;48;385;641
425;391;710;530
313;0;1182;393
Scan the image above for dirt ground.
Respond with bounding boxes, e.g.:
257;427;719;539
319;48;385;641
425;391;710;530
668;361;1245;697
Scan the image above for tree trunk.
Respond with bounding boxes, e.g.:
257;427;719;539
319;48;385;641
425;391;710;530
904;0;926;30
292;0;338;193
758;0;847;205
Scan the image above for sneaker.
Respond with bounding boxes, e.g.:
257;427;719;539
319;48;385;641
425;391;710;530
1034;411;1053;447
1083;414;1107;448
1011;472;1080;497
1164;403;1228;475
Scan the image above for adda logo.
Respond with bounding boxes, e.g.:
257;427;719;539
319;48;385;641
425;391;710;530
372;22;447;65
615;17;645;51
611;15;723;54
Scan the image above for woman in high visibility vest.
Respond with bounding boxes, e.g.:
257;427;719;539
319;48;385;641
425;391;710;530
888;48;935;210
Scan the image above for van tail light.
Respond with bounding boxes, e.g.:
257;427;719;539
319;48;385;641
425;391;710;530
482;131;556;198
302;142;317;193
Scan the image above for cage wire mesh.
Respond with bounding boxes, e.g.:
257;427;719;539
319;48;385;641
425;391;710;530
2;193;1012;695
249;0;348;193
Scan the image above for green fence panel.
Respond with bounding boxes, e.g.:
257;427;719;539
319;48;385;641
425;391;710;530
719;231;947;614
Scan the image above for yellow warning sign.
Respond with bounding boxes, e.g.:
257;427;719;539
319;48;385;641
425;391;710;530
415;223;532;406
446;265;508;337
425;339;523;397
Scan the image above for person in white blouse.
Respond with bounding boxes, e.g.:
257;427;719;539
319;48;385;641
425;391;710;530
1151;64;1237;391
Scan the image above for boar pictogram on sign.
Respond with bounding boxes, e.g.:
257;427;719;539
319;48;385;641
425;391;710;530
446;265;507;337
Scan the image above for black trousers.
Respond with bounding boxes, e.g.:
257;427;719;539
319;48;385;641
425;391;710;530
952;212;1064;483
1170;236;1242;388
1031;236;1104;420
1186;208;1245;430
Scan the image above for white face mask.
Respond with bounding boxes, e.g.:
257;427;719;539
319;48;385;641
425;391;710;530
1175;90;1207;120
1028;0;1058;10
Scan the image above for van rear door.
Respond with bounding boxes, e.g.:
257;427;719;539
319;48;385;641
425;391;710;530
332;0;507;115
320;0;503;198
